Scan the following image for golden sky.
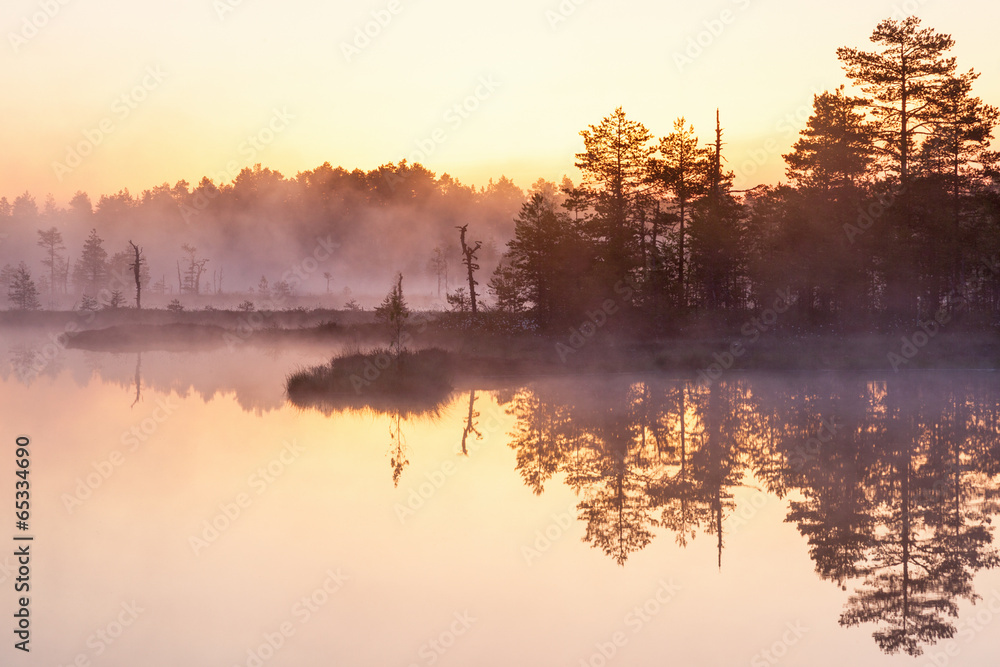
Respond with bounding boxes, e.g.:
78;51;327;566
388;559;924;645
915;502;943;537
2;0;998;202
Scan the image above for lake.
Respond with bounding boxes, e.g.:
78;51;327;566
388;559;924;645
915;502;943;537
3;334;999;666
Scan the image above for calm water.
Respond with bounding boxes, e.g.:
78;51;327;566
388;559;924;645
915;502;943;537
2;333;1000;666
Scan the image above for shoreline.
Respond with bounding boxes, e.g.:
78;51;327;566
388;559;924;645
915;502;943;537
12;314;991;375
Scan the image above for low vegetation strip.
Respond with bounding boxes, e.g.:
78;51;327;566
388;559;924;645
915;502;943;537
286;348;453;415
65;323;230;351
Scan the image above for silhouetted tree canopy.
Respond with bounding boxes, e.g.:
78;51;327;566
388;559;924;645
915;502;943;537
1;16;998;331
498;373;1000;656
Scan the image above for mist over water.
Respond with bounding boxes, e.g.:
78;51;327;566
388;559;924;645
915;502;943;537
3;10;1000;666
3;334;999;664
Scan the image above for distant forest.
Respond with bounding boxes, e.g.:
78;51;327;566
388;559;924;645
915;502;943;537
0;162;525;310
3;17;1000;334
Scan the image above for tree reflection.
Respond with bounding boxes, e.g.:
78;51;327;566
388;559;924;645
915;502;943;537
131;352;143;407
563;381;661;565
835;379;1000;656
460;389;482;456
388;411;409;488
498;373;1000;656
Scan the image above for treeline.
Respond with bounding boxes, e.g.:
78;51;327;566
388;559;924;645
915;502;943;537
495;373;1000;656
487;17;1000;334
0;162;527;309
4;16;999;333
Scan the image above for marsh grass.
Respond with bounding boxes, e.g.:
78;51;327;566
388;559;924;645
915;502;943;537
286;347;453;416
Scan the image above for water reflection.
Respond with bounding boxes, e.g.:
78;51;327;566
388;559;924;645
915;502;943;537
388;411;409;487
494;374;1000;657
0;331;335;413
131;352;143;407
460;389;482;456
4;332;999;659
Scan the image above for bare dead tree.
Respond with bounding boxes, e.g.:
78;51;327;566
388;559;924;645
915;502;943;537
456;224;482;316
131;352;142;408
128;240;143;309
180;244;209;295
460;389;482;456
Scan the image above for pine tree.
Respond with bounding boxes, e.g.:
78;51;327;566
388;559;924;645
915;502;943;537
375;273;409;357
919;70;998;185
782;87;876;319
446;287;469;313
8;263;41;310
12;192;38;220
73;228;107;295
272;280;292;302
653;118;711;307
838;17;994;319
105;289;126;309
688;112;743;310
36;226;65;307
427;247;448;297
0;264;14;292
575;107;655;279
488;256;529;319
785;86;874;190
837;16;957;188
78;294;98;311
180;244;208;295
501;193;584;329
919;71;999;289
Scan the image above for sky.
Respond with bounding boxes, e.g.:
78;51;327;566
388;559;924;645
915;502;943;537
2;0;999;203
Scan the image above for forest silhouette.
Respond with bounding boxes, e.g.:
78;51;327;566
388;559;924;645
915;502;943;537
492;373;1000;657
7;330;998;658
1;17;998;338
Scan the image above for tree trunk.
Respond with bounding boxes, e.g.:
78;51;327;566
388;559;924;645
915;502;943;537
129;241;142;310
457;225;481;316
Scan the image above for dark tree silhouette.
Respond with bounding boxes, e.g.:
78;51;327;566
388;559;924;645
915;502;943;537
688;112;744;311
459;389;482;456
129;240;144;309
502;386;580;494
7;262;41;310
785;86;874;190
493;372;1000;656
0;18;998;331
838;17;957;188
374;272;409;358
388;411;408;488
179;244;208;295
36;226;64;306
131;352;142;408
427;247;447;297
778;87;876;319
575;107;655;287
456;224;482;316
652;118;710;308
73;228;107;297
496;194;580;328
